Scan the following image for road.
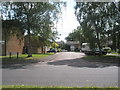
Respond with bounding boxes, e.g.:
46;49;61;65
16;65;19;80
2;52;118;87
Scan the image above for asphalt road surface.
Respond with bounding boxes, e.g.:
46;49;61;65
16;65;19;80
2;52;118;87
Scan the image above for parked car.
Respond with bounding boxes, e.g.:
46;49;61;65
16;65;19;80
47;49;57;53
84;49;107;55
62;49;68;52
81;43;107;55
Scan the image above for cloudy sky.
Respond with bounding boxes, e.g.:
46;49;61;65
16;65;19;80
56;0;79;42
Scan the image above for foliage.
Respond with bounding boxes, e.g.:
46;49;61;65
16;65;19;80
57;48;62;52
52;42;59;48
62;44;71;51
2;20;24;41
1;2;65;55
73;2;120;51
65;26;86;48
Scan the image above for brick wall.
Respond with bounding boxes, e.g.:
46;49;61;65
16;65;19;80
2;20;24;55
3;34;24;55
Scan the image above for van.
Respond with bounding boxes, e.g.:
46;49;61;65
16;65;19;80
81;43;107;55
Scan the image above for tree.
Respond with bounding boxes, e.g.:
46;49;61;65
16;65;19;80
62;44;70;51
75;2;120;52
65;26;86;48
52;42;59;48
2;2;65;56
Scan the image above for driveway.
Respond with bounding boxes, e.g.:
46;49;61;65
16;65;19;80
2;52;118;87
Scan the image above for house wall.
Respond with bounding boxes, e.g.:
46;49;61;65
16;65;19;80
66;41;80;51
2;20;25;56
5;34;24;55
2;44;5;56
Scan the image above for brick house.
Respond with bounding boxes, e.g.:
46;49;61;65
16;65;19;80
24;35;50;54
2;20;24;56
2;20;49;56
2;34;24;55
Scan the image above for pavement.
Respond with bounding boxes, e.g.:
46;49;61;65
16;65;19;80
2;52;119;87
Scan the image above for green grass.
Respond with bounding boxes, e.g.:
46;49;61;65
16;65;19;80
1;53;54;61
1;85;119;90
1;53;54;62
1;53;54;68
82;55;120;65
111;52;120;55
1;53;54;59
82;55;120;60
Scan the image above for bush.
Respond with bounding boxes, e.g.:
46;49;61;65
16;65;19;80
57;48;61;52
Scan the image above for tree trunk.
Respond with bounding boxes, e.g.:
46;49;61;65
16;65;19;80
4;30;7;56
112;28;117;52
116;25;120;52
43;46;46;54
96;33;101;50
27;14;32;57
41;46;44;53
4;39;7;56
94;23;102;54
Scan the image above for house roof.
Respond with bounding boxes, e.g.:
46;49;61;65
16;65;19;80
56;41;64;45
66;41;79;45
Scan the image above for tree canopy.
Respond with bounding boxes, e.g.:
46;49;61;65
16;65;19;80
69;2;120;51
2;2;65;55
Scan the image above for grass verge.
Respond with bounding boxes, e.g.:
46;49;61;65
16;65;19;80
1;53;54;59
81;55;120;66
111;52;120;55
1;53;54;69
1;85;119;90
82;55;120;60
1;53;54;61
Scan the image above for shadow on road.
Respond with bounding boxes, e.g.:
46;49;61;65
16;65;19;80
2;54;58;69
47;56;119;68
2;57;41;69
2;53;119;69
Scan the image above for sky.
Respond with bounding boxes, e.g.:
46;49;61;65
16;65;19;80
56;0;79;42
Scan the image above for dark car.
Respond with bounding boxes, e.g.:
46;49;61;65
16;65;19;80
47;49;57;53
85;49;107;55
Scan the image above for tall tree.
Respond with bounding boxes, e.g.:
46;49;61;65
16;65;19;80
65;26;86;48
75;2;120;51
2;2;65;56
